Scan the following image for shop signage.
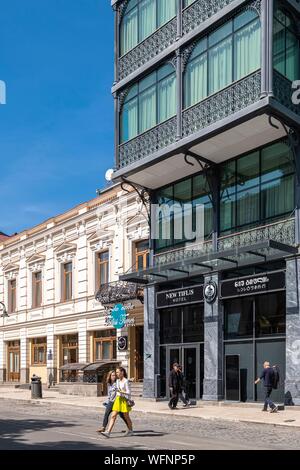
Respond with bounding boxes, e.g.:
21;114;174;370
117;336;128;351
203;281;218;304
220;270;286;299
156;285;203;309
104;303;136;329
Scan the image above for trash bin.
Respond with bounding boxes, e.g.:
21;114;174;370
31;374;42;399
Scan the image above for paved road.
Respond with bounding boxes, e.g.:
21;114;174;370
1;401;300;450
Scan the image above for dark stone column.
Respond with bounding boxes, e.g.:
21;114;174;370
143;284;159;398
176;48;182;140
202;273;224;401
285;258;300;405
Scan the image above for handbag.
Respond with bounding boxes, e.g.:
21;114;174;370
126;398;135;407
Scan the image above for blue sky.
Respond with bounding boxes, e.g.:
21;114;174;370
0;0;114;234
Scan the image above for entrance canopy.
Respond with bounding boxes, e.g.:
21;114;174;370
121;240;297;284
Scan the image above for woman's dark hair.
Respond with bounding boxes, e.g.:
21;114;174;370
106;370;116;385
117;367;127;379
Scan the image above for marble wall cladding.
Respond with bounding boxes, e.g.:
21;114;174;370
203;273;224;401
0;369;6;382
143;285;157;398
286;258;300;405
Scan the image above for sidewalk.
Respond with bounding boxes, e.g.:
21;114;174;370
0;386;299;428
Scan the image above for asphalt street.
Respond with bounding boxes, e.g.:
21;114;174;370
1;401;300;450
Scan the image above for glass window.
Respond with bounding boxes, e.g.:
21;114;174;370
62;262;72;301
32;271;42;308
184;11;261;108
135;240;149;271
97;251;109;287
120;0;177;56
273;6;299;81
8;279;16;313
255;292;286;336
32;338;47;365
220;141;295;234
121;64;176;143
160;308;181;344
224;298;253;339
183;305;204;342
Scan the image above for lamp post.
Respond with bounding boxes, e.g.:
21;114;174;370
0;301;8;318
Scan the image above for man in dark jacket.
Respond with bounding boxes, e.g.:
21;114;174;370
255;361;278;413
168;363;181;409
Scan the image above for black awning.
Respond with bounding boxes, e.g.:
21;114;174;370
120;239;297;284
83;361;121;372
95;280;144;305
60;363;88;371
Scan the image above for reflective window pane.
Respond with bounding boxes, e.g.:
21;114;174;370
255;292;286;337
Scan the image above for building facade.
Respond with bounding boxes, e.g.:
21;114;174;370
0;184;149;392
111;0;300;404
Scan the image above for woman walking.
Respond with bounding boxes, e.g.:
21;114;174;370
101;367;133;438
97;370;128;433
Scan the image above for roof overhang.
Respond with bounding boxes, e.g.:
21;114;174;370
121;240;298;284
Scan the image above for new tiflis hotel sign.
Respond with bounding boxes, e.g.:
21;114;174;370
156;285;204;309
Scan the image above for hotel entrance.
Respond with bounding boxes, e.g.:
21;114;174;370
157;284;204;400
7;341;20;382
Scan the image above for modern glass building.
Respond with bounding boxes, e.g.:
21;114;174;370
110;0;300;404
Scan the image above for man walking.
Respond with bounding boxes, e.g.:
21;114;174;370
255;361;278;413
168;363;181;410
178;365;191;407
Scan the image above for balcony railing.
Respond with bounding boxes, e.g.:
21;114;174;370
182;0;236;35
119;17;177;81
182;70;262;138
119;115;177;168
153;217;296;268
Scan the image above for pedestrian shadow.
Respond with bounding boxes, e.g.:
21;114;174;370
132;430;166;437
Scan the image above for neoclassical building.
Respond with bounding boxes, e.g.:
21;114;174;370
0;183;148;392
110;0;300;404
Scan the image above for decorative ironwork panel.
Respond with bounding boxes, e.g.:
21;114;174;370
217;218;296;251
96;280;144;305
182;0;235;35
182;71;261;138
118;116;177;168
273;70;300;117
119;17;177;81
154;240;214;267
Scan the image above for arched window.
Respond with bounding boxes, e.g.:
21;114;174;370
184;9;261;109
121;63;176;143
274;6;299;81
120;0;177;56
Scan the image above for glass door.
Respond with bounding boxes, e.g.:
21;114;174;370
165;345;202;399
8;344;20;382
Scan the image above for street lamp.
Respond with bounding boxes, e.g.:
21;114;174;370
0;301;8;318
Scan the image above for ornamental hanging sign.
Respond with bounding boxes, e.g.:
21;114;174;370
104;303;136;329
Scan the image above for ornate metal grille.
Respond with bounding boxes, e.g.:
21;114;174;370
119;17;177;81
182;0;236;35
154;240;214;267
182;70;262;138
118;115;177;168
95;281;144;305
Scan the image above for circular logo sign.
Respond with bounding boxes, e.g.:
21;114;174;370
204;281;218;304
118;336;128;351
111;303;127;329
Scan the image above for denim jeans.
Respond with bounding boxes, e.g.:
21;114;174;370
264;387;276;410
102;401;127;428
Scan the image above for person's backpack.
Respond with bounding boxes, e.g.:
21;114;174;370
272;365;280;389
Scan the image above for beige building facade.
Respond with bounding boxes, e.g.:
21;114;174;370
0;184;148;392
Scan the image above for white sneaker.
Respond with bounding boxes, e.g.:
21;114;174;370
124;430;134;437
101;431;111;438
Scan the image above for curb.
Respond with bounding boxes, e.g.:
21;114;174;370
1;396;300;429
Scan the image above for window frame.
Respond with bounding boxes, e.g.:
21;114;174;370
273;6;300;81
120;63;176;143
62;262;73;302
8;279;17;314
31;338;47;366
32;271;42;309
120;0;177;57
135;239;150;271
96;250;110;289
184;9;261;109
94;330;117;361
